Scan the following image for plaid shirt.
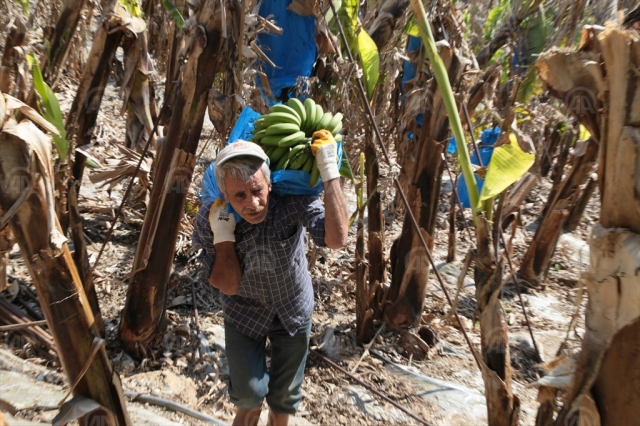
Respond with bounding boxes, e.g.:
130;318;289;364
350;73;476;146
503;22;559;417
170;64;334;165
193;193;326;339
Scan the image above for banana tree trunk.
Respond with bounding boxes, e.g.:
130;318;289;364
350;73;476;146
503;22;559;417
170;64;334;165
42;0;89;87
120;0;232;354
519;209;568;286
540;124;564;178
121;31;157;152
0;216;12;292
159;0;188;127
536;24;640;426
365;137;385;306
62;0;127;335
386;45;464;328
475;215;520;426
67;0;126;182
565;173;597;231
207;0;243;143
519;137;599;285
355;200;373;342
0;19;27;98
0;109;130;425
23;0;89;110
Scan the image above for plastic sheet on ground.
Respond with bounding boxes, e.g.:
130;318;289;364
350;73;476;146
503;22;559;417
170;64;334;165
0;370;65;411
371;350;487;424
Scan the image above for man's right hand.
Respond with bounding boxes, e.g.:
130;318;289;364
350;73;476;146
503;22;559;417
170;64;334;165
209;198;236;245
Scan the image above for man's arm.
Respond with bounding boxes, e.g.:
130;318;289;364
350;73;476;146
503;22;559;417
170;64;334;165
311;129;350;249
209;242;241;295
208;198;241;295
323;178;349;248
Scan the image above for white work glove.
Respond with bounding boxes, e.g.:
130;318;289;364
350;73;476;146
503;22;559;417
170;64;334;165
208;198;236;245
311;129;340;182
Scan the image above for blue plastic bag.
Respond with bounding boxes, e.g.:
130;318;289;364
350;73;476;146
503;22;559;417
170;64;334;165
256;2;317;102
228;105;263;143
456;127;501;208
448;126;501;155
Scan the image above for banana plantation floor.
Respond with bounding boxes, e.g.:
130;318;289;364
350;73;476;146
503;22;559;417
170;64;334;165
1;83;595;426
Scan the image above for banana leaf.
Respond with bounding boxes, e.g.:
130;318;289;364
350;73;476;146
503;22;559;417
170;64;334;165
31;59;69;161
162;0;184;28
339;147;355;182
478;133;535;205
357;29;379;99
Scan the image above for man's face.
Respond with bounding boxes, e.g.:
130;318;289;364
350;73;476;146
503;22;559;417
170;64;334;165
223;168;271;224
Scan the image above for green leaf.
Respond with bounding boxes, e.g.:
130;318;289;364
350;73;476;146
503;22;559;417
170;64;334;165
13;0;29;17
119;0;143;17
524;7;546;63
405;23;420;37
357;29;379;99
579;125;591;141
162;0;184;28
85;159;101;169
484;0;509;40
343;0;359;23
32;60;69;161
25;53;36;68
479;133;535;204
338;146;355;182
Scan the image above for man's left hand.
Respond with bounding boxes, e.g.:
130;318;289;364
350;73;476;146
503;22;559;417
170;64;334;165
311;129;340;183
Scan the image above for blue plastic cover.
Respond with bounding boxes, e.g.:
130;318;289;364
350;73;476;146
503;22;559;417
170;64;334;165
401;36;423;96
448;126;501;154
256;2;317;102
228;105;263;144
455;127;501;208
402;36;424;137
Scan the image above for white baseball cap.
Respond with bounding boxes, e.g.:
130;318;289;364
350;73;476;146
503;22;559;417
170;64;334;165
215;140;269;166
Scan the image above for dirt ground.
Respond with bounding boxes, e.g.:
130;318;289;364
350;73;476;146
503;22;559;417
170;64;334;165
1;79;594;425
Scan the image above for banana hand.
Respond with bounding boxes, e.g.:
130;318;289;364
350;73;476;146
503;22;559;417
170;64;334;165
208;198;236;245
311;129;339;182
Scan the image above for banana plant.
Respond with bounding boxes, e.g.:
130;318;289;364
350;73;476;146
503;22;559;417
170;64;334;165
338;0;380;99
353;153;377;341
409;0;480;219
29;55;69;162
409;1;535;220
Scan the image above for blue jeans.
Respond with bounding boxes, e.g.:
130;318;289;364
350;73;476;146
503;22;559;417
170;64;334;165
224;315;312;414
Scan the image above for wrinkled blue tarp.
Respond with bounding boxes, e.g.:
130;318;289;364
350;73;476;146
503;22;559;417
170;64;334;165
256;1;317;102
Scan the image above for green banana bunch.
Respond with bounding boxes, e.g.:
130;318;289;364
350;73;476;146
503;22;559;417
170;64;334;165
248;98;345;186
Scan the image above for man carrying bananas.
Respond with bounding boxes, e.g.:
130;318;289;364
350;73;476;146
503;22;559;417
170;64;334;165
192;132;348;426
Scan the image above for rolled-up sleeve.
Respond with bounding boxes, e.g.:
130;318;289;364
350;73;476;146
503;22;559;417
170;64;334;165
192;201;216;273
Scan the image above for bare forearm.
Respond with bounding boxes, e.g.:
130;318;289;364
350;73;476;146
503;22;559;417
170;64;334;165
209;242;241;295
323;178;349;248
